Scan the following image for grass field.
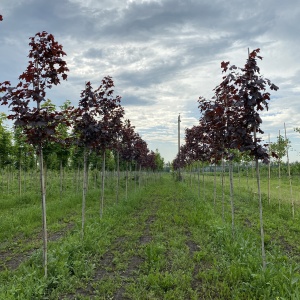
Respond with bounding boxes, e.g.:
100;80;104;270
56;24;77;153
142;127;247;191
1;169;300;299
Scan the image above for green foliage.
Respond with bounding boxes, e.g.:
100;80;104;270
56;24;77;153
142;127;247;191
0;113;13;168
13;125;36;170
270;134;290;162
154;148;164;171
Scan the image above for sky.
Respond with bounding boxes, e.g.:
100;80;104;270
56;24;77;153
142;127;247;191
1;0;300;163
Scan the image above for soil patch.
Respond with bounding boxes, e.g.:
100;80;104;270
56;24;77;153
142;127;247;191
139;215;155;244
0;222;74;271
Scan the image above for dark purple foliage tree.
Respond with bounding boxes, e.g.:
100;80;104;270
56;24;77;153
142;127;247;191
0;31;69;277
132;134;149;189
119;119;138;199
72;76;124;222
200;49;278;269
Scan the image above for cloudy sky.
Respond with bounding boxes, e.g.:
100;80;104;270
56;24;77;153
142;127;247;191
1;0;300;163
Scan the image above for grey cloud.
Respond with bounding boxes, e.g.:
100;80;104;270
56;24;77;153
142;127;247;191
84;48;104;59
1;0;300;161
122;94;153;106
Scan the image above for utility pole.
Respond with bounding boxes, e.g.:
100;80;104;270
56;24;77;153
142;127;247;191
178;114;182;181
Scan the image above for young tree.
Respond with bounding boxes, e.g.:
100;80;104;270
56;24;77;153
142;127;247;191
216;49;278;269
270;134;290;163
154;149;164;172
72;77;124;223
72;82;99;238
132;134;149;189
270;132;290;207
119;119;138;199
0;113;13;169
92;76;124;217
0;31;69;277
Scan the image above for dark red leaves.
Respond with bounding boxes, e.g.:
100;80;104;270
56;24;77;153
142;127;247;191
176;49;278;169
72;77;125;153
0;31;69;149
0;15;3;21
221;61;230;72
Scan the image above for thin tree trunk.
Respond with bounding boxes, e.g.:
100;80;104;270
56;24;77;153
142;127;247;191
1;162;3;191
116;151;120;204
255;156;266;270
60;160;63;201
73;165;77;193
44;163;47;195
229;160;235;237
284;123;294;218
100;151;105;218
246;163;249;192
81;147;88;239
221;159;225;221
38;145;47;277
77;164;80;194
24;164;27;193
202;162;205;201
237;164;241;198
268;134;271;204
278;129;281;210
126;162;129;201
134;162;137;192
139;164;142;188
278;159;281;210
213;163;217;208
94;165;97;189
253;126;266;270
7;166;10;194
197;161;200;200
19;156;22;197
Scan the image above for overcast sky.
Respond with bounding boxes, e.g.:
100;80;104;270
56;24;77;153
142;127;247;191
1;0;300;163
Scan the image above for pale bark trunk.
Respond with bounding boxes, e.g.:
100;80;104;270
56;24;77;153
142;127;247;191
39;146;47;277
202;162;205;201
268;134;271;204
278;160;281;210
213;163;217;208
125;162;129;201
197;162;200;200
19;159;22;197
60;160;63;201
100;151;105;218
81;147;88;239
255;156;266;270
221;159;225;221
284;123;294;218
116;151;120;204
139;164;141;188
229;161;235;237
254;126;266;270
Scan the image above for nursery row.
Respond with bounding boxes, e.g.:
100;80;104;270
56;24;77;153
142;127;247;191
1;173;300;299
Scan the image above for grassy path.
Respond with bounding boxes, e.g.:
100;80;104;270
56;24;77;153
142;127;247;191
1;175;300;299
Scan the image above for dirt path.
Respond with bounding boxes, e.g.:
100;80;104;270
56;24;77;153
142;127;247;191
62;182;208;299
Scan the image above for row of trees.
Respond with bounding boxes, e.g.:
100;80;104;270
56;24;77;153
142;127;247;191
0;22;164;277
0;102;164;173
173;49;278;170
173;49;278;270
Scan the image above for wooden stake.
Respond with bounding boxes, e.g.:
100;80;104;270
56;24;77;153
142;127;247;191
284;123;294;218
268;133;271;204
254;126;266;270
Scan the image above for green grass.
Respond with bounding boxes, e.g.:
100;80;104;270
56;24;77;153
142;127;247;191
1;170;300;299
